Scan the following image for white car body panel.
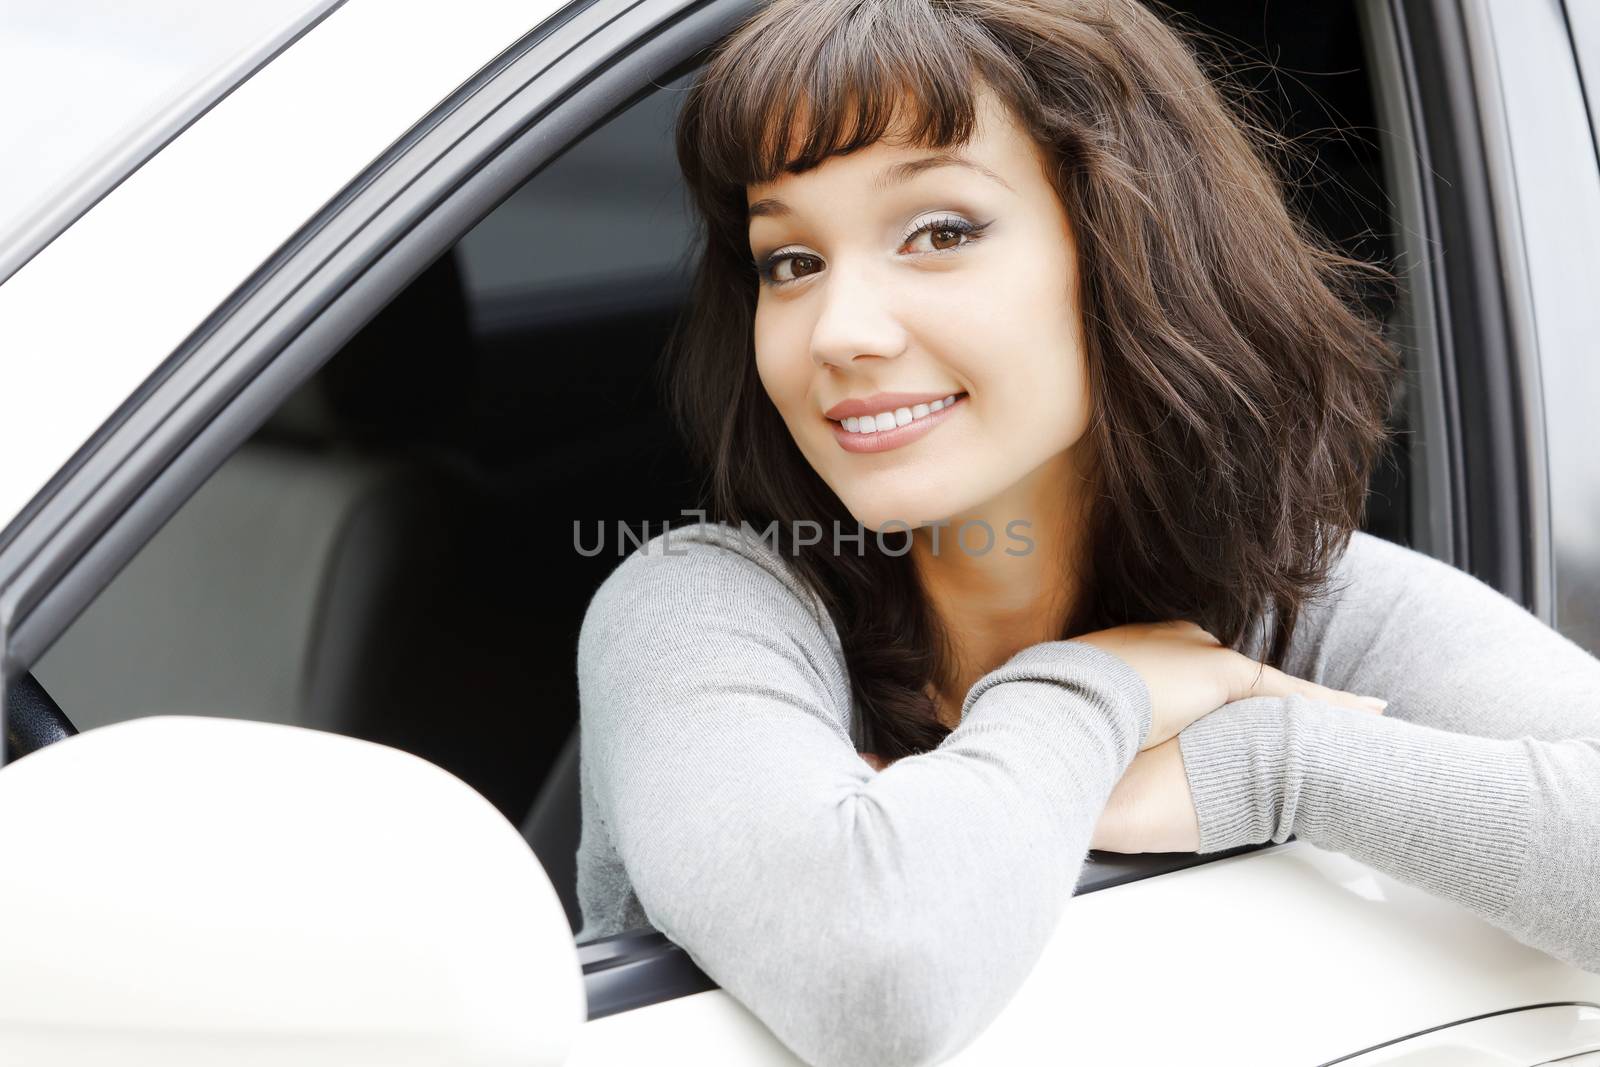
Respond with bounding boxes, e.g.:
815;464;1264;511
569;843;1600;1065
0;0;342;281
0;0;568;532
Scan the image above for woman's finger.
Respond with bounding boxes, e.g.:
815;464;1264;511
1298;678;1388;714
1239;661;1387;714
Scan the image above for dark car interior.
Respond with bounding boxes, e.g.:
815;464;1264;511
29;1;1408;940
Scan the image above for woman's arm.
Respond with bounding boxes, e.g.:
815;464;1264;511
1176;531;1600;972
578;529;1150;1067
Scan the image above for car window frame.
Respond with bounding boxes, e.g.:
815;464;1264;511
3;0;1507;722
1390;0;1552;616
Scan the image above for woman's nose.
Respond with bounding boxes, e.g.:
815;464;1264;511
808;261;908;370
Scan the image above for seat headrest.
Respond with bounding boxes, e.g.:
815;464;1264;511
262;251;477;449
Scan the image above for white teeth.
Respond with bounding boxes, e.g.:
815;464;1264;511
838;394;963;433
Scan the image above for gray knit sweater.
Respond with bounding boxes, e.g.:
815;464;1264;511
573;521;1600;1067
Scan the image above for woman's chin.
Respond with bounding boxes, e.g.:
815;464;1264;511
826;472;985;540
844;505;955;539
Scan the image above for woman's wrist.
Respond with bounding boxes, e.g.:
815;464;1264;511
1175;696;1297;853
1177;693;1536;914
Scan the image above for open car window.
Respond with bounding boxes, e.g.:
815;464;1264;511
30;1;1422;962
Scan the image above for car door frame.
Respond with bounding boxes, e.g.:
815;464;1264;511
0;0;1579;1026
1389;0;1554;619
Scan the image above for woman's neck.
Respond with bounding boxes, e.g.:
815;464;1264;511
910;450;1091;728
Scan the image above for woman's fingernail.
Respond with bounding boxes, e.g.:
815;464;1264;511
1364;698;1389;712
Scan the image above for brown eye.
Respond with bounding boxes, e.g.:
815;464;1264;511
901;215;984;256
769;252;822;284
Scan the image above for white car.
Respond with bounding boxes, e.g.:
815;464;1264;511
2;1;1599;1063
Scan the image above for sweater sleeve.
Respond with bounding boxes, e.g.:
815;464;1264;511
1176;530;1600;973
577;532;1151;1067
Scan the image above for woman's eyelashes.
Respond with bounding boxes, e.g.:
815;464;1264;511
753;215;992;288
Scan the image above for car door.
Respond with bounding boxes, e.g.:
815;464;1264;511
4;1;1599;1065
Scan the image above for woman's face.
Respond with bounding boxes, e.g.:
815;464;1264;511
747;85;1094;534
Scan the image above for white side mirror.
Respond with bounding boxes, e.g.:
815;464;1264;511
0;716;584;1066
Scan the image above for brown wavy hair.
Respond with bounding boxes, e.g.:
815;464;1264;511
662;0;1403;761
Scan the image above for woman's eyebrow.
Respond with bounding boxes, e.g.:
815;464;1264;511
875;152;1015;194
747;152;1014;219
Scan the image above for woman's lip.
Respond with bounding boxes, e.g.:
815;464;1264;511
829;394;966;454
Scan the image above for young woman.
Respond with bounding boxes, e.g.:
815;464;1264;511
574;1;1600;1063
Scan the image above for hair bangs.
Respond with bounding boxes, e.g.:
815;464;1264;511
685;0;1006;190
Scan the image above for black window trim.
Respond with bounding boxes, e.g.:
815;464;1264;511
1394;0;1550;615
1359;0;1454;565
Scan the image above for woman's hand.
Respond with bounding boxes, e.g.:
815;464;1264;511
1070;620;1387;750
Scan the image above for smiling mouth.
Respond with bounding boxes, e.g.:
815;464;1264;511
827;393;968;454
831;393;967;435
